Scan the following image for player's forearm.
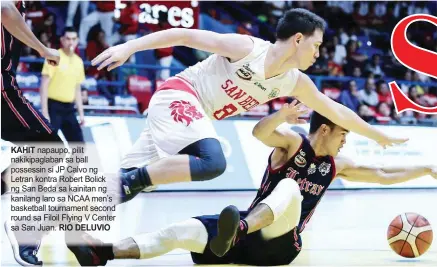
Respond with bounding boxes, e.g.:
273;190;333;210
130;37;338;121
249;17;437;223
335;103;385;142
1;2;46;55
380;167;431;185
126;28;186;55
252;111;285;140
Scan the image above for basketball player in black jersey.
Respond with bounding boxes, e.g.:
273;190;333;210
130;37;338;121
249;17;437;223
2;1;61;265
65;101;436;266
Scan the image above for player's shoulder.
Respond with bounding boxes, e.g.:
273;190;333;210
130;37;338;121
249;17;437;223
283;129;304;154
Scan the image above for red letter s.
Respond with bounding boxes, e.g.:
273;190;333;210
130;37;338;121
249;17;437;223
389;14;437;114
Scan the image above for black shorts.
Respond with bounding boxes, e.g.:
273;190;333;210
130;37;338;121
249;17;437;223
1;85;60;143
190;211;302;266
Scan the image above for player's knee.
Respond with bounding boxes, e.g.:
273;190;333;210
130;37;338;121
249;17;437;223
190;152;226;181
279;178;302;201
182;138;227;181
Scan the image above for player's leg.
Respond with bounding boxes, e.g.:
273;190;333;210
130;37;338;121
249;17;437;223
210;178;302;257
66;218;209;266
59;108;84;142
1;89;68;265
116;87;226;204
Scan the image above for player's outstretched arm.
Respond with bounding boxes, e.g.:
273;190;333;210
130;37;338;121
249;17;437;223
1;1;59;65
91;28;254;71
291;72;408;148
335;157;436;185
252;100;307;148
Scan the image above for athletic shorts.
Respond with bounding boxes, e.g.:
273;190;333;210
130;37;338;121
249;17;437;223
190;211;302;266
120;77;218;169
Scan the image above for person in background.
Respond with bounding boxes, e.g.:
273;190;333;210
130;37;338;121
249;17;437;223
339;80;361;113
358;77;379;107
79;1;115;47
40;26;85;142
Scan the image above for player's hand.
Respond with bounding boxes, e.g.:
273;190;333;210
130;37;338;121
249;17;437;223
91;43;131;71
376;136;409;149
278;100;308;124
40;47;60;66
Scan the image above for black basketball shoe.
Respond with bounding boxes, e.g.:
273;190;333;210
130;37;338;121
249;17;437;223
65;230;113;266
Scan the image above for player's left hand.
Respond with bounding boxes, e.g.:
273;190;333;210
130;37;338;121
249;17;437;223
278;100;308;124
92;43;132;71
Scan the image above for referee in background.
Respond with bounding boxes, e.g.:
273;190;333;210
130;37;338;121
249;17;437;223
40;26;85;142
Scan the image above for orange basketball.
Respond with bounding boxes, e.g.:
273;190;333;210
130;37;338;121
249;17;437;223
387;212;433;258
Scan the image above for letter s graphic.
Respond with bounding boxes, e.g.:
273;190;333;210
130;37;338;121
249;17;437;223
389;14;437;114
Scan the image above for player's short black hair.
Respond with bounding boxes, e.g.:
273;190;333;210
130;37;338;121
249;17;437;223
309;111;336;134
276;8;326;41
63;26;77;36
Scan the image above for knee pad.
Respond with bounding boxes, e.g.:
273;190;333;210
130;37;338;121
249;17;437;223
179;138;226;181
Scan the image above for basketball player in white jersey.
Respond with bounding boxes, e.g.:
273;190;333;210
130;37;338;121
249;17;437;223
65;102;437;266
91;8;407;203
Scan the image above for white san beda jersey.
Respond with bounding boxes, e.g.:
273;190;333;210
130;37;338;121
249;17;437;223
177;36;300;120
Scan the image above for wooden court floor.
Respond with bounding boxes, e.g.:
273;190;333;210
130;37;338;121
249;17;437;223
2;189;437;266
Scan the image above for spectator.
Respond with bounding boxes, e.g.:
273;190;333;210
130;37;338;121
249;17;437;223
376;81;392;105
25;1;49;31
366;2;384;30
40;27;85;142
332;35;347;65
365;54;385;78
327;49;343;76
112;1;140;53
408;86;425;106
352;2;367;27
81;88;89;105
400;70;413;93
339;80;361;113
352;66;362;78
358;78;379;106
86;29;109;79
358;104;375;122
344;40;368;75
79;1;115;46
375;102;394;124
383;3;398;32
66;1;89;27
311;46;329;75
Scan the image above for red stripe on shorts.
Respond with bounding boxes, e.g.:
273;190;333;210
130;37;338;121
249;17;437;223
155;76;199;100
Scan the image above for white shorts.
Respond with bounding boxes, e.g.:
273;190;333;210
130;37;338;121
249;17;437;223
120;77;218;169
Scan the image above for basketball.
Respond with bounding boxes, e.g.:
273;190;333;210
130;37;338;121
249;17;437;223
387;213;433;258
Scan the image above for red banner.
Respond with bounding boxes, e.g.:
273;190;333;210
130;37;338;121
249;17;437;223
122;1;199;29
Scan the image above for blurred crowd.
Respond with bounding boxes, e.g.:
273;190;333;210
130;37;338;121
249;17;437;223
17;1;437;125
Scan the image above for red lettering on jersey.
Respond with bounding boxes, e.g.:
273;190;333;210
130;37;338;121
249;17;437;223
316;185;324;195
221;79;248;100
298;178;306;191
310;184;318;195
213;103;238;120
238;96;260;110
286;167;299;179
221;79;233;89
305;181;312;192
229;88;247;100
